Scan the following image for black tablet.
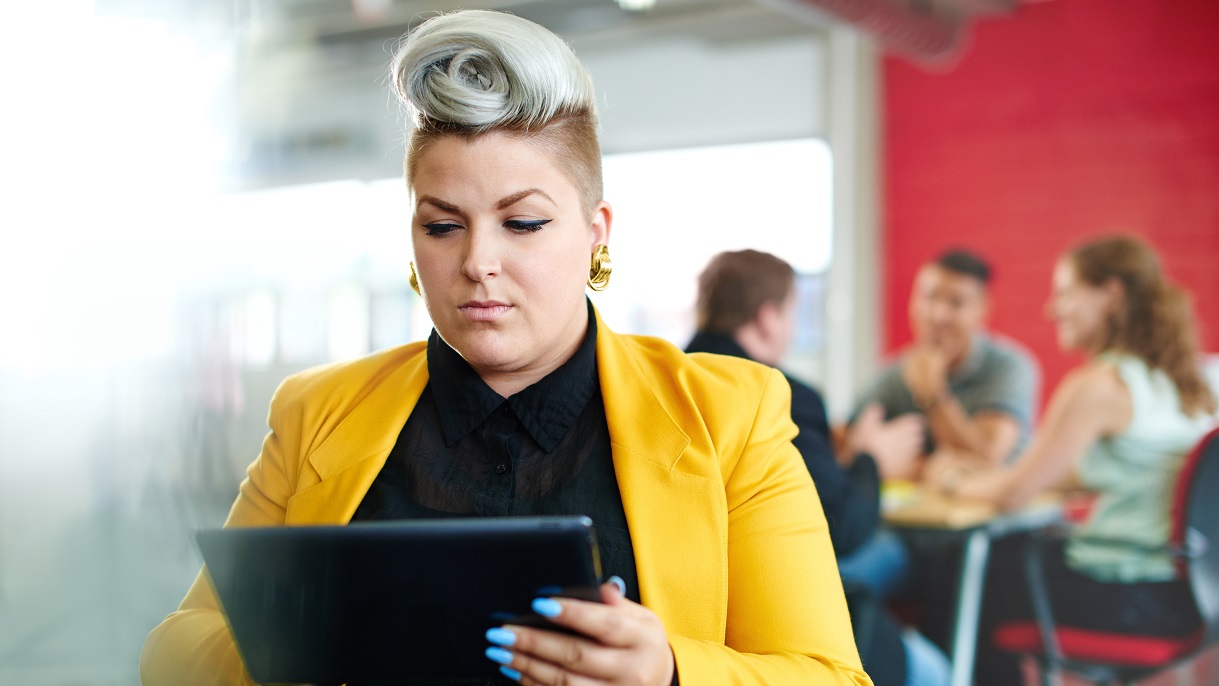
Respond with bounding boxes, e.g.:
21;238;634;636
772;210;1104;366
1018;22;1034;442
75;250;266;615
196;516;602;685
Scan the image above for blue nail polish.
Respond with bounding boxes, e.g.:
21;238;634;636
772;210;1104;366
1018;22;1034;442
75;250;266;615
532;597;562;617
485;646;514;665
607;575;626;595
485;627;516;646
500;666;522;682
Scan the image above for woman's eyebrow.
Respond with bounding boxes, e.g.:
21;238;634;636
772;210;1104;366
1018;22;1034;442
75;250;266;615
496;188;556;210
417;195;459;213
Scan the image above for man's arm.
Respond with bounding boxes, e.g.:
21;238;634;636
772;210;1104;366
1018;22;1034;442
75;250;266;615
905;343;1037;466
921;400;1021;467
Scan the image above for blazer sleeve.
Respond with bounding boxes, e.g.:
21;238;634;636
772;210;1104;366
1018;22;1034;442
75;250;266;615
140;379;305;686
669;369;873;685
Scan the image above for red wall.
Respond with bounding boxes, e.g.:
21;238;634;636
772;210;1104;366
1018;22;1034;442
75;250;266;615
882;0;1219;401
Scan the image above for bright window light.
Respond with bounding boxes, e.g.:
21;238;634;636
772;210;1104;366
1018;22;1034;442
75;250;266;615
597;138;833;345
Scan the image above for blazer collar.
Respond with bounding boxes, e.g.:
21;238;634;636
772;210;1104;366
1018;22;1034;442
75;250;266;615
285;345;429;524
595;310;690;472
595;309;726;642
295;309;692;487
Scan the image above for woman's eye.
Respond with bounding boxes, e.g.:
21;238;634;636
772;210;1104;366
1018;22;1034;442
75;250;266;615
423;223;461;236
504;219;552;233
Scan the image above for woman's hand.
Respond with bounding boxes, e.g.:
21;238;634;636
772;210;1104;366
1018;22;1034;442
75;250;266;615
484;577;675;685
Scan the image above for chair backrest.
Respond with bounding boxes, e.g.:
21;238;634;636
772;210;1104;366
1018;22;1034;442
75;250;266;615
1171;426;1219;645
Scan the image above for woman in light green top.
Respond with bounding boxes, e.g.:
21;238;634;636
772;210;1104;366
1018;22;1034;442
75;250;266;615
927;235;1217;686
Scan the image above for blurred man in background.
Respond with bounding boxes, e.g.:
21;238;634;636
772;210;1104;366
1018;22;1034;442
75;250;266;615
848;249;1040;474
686;249;948;686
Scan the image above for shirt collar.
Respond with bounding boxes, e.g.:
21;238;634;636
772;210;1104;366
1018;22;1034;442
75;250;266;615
951;333;987;381
427;299;600;453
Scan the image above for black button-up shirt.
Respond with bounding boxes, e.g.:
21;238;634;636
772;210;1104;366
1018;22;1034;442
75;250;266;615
352;302;639;603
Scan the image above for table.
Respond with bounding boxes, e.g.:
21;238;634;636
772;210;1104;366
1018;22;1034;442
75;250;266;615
882;482;1062;686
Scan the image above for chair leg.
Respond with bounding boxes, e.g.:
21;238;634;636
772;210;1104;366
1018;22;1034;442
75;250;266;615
1033;657;1062;686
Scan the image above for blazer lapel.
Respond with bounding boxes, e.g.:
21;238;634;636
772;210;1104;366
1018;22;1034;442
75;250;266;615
595;312;728;643
284;346;429;525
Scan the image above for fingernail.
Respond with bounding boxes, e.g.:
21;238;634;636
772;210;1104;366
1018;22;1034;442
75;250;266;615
485;627;516;646
500;666;522;682
485;646;514;665
532;597;562;617
607;575;626;595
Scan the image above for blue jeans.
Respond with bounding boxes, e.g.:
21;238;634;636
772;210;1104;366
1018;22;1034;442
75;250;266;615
838;527;911;600
902;628;951;686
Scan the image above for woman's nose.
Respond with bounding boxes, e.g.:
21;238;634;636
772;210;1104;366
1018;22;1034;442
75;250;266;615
461;229;502;282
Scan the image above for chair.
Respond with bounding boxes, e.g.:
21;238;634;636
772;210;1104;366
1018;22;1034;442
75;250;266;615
993;426;1219;686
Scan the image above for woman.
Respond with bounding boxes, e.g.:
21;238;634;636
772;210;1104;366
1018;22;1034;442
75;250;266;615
927;234;1216;685
140;10;870;686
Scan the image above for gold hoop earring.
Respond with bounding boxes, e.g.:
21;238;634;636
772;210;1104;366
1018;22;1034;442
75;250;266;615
408;261;421;296
587;244;612;292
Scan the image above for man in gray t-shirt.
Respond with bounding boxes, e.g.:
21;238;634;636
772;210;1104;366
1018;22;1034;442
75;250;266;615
848;250;1040;471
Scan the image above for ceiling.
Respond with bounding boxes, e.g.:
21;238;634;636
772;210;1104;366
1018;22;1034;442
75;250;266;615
95;0;823;52
86;0;1033;188
95;0;1034;65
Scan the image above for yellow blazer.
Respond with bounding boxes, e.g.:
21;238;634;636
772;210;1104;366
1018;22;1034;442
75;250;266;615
141;312;870;685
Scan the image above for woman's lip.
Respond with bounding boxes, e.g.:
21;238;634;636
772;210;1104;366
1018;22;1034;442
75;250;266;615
459;302;512;322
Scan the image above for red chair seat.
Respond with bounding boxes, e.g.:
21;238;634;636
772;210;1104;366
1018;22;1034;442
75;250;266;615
994;622;1201;667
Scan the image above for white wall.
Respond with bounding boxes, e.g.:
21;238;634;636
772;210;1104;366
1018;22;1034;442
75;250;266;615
582;32;826;153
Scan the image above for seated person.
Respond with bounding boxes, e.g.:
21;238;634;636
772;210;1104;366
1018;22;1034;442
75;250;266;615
926;235;1216;686
139;11;871;686
841;249;1041;604
848;249;1040;472
686;249;947;686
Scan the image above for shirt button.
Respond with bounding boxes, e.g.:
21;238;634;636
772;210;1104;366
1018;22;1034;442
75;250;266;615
495;463;509;474
501;406;513;417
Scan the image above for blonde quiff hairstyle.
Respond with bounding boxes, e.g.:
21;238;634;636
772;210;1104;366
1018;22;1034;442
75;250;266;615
391;10;603;214
1068;234;1216;416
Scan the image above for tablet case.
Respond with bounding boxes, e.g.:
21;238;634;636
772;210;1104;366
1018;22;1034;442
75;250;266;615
197;516;601;685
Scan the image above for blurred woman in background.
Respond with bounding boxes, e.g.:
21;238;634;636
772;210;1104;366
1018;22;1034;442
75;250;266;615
928;234;1216;685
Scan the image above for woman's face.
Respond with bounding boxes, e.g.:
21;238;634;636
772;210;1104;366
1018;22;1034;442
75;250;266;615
409;132;610;388
1047;258;1117;354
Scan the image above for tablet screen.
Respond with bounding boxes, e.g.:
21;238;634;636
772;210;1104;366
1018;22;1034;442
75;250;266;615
198;516;601;684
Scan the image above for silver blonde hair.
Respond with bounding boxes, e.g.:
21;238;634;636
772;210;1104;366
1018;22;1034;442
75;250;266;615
391;10;604;211
392;10;598;132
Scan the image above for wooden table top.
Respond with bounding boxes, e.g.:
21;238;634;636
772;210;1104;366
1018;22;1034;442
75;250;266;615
882;480;1063;530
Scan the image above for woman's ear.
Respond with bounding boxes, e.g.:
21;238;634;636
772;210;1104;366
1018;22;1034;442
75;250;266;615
1102;277;1126;313
590;200;612;247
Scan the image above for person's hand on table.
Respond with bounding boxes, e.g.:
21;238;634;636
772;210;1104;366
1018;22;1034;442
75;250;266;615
923;449;1009;506
848;403;925;479
484;577;675;685
921;450;965;491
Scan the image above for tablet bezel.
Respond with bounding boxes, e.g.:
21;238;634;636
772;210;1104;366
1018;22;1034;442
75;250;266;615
197;515;602;685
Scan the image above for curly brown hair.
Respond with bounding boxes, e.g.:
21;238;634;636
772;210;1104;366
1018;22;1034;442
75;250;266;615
1068;235;1216;416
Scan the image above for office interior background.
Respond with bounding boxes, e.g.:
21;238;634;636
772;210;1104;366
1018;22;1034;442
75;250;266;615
1;0;1217;683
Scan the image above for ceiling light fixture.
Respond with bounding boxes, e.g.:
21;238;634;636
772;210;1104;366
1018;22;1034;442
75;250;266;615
615;0;658;11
